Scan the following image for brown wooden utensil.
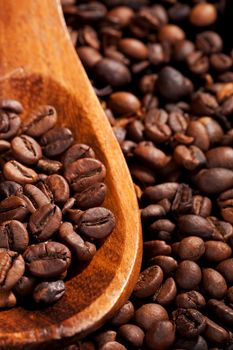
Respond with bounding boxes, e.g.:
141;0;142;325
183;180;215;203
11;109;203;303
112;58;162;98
0;0;142;348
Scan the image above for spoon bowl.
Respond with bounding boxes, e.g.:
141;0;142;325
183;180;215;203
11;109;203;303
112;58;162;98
0;1;141;349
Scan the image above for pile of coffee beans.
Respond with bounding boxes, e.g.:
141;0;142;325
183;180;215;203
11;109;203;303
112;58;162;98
0;99;115;307
62;0;233;349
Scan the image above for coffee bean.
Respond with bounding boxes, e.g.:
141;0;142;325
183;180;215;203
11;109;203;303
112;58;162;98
156;66;192;101
109;92;141;117
176;291;206;310
110;301;134;326
202;268;227;299
207;147;233;169
208;299;233;330
148;255;178;275
198;117;223;145
24;241;71;278
204;241;232;262
191;195;212;217
191;91;219;116
175;260;202;290
23;184;50;209
0;196;29;223
142;182;179;204
0;220;29;253
75;182;107;210
134;142;169;169
174;336;208;350
40;127;74;157
64;158;106;192
14;275;37;297
174;145;206;170
134;265;163;298
134;303;168;331
59;222;96;261
23;105;57;137
0;290;16;308
99;342;126;350
158;24;185;43
93;58;131;87
95;330;117;348
33;280;65;304
190;3;217;27
29;203;62;241
37;158;63;174
204;318;229;344
0;181;22;199
0;99;23;114
77;46;102;70
195;168;233;194
196;31;223;54
178;237;205;261
3;160;39;184
45;175;70;205
0;111;21;140
173;308;206;338
63;143;95;167
217;259;233;283
153;277;177;306
146;320;175;350
118;38;148;60
118;324;144;347
78;207;115;240
11;135;42;165
0;249;25;290
141;205;166;224
178;215;215;240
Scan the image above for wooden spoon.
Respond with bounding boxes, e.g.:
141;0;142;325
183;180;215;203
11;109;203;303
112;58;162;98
0;1;142;348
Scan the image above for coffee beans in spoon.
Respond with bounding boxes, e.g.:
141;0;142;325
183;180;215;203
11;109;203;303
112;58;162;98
0;99;116;307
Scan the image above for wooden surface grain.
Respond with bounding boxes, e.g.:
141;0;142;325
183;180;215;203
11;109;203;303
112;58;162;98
0;0;142;348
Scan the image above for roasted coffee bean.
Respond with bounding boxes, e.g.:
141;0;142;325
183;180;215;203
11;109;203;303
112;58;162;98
191;91;219;116
142;183;179;204
204;241;232;262
14;275;37;297
0;99;23;114
178;237;205;261
33;280;65;304
0;249;25;290
141;205;166;224
191;195;212;217
29;203;62;241
78;207;115;239
64;158;106;192
0;111;21;140
23;184;50;209
207;147;233;169
196;31;223;54
174;336;208;350
0;196;29;223
190;3;217;27
178;215;215;240
202;268;227;299
217;259;233;283
208;299;233;330
59;222;96;261
204;318;230;344
156;66;192;101
77;46;102;70
95;330;117;348
0;181;22;199
0;220;29;253
148;255;178;275
175;260;202;290
99;342;126;350
37;158;63;174
40;127;74;157
198;117;223;145
110;301;134;326
195;168;233;194
173;308;206;338
63;143;95;167
146;320;175;350
174;145;206;171
134;265;163;298
118;324;144;347
23;241;71;278
11;135;42;165
176;291;206;310
144;239;171;258
134;142;169;169
45;175;70;205
153;277;177;306
134;303;168;331
74;182;106;210
158;25;185;43
3;160;39;184
93;58;131;87
0;290;16;308
23;105;57;137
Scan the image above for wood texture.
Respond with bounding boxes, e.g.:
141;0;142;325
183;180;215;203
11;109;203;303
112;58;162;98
0;1;142;348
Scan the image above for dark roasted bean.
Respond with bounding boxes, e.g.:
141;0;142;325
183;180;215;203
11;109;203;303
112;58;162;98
40;127;74;157
175;260;202;290
33;280;65;304
63;143;95;167
0;196;29;223
23;241;71;278
23;105;57;137
173;308;206;338
133;265;163;298
3;160;39;184
176;291;206;310
110;301;134;326
0;249;25;290
202;268;227;299
11;135;42;165
146;320;175;350
0;220;29;253
74;182;106;210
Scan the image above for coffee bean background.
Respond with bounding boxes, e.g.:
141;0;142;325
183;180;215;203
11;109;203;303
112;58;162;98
0;100;116;308
62;0;233;349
